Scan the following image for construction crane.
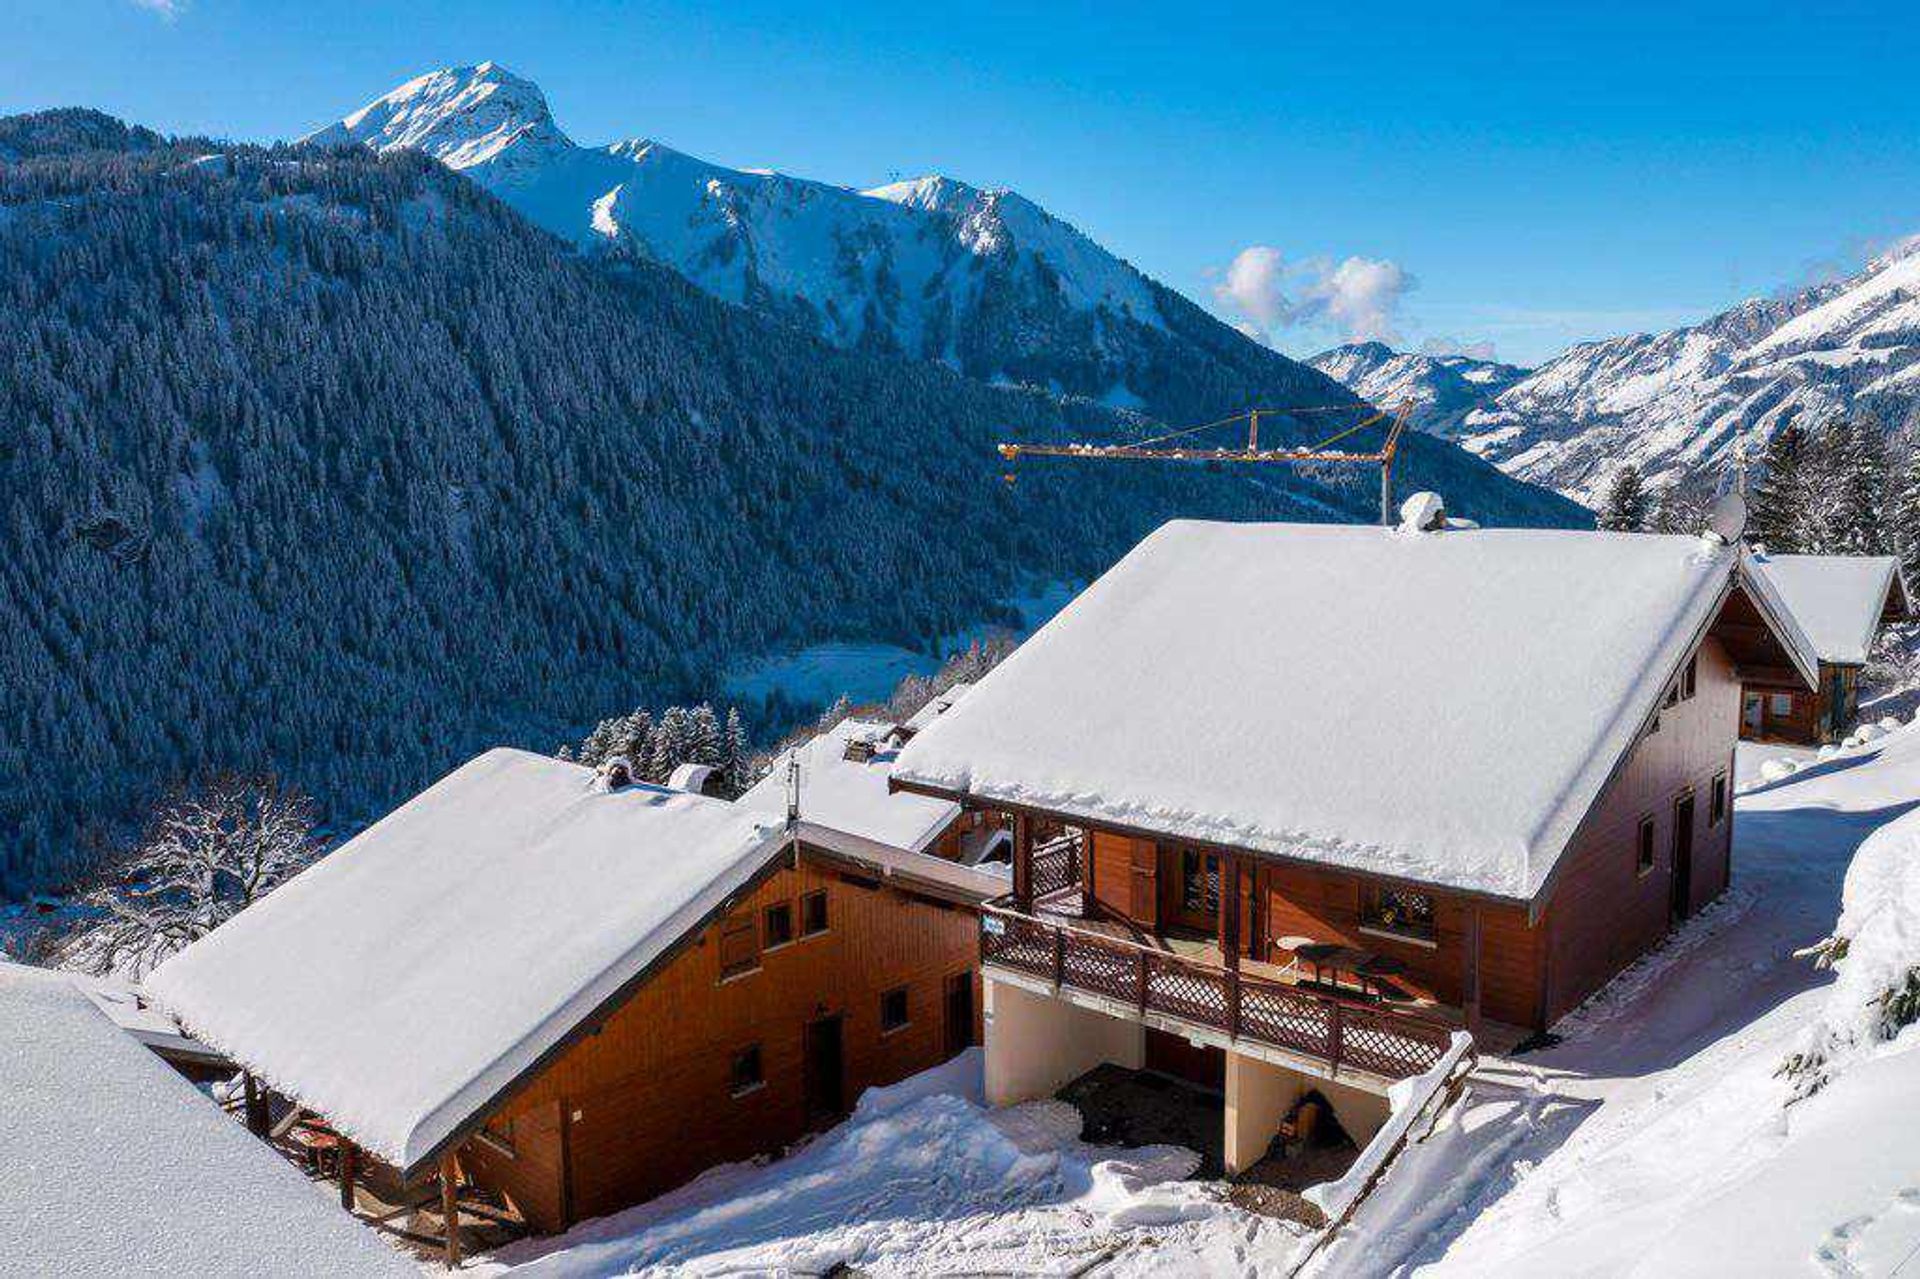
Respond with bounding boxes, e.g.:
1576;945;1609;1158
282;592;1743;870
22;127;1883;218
997;401;1415;525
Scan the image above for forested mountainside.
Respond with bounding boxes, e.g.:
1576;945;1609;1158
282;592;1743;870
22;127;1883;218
1455;241;1920;504
0;110;1579;895
307;63;1349;428
1308;342;1528;437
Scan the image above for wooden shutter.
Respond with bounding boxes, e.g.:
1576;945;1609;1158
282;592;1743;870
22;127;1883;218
718;916;759;979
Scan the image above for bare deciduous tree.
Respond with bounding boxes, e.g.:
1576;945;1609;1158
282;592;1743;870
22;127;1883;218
66;774;323;978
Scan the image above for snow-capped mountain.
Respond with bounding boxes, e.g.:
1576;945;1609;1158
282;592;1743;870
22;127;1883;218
303;62;1341;423
1455;242;1920;504
1307;341;1528;436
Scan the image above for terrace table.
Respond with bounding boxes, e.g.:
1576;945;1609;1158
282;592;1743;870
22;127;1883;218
1292;942;1374;992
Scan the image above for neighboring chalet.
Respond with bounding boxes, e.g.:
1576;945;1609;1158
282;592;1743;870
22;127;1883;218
738;711;1013;867
1740;553;1910;745
0;962;414;1278
890;512;1818;1172
147;749;1000;1262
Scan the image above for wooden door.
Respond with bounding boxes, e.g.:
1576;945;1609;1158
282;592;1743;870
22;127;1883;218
943;972;975;1059
1670;793;1696;924
1163;848;1220;933
1128;844;1158;927
1143;1027;1226;1092
803;1014;845;1129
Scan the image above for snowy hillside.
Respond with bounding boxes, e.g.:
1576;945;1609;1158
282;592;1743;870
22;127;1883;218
303;62;1347;424
1457;241;1920;504
1308;342;1528;436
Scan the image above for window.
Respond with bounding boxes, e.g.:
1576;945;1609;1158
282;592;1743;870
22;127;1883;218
1663;681;1679;709
729;1044;764;1096
1180;850;1220;914
717;915;760;980
1770;692;1794;717
764;901;794;949
1681;656;1698;701
880;985;910;1034
801;889;829;937
1710;772;1728;827
1362;887;1436;942
1636;815;1656;876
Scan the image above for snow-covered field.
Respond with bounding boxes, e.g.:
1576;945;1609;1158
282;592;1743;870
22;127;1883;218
470;726;1920;1277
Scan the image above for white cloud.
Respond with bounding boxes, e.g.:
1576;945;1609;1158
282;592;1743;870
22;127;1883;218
1212;246;1416;346
1420;335;1499;361
129;0;184;19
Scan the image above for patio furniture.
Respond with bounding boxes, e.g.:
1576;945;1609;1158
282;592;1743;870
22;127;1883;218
1356;953;1408;999
1292;942;1373;992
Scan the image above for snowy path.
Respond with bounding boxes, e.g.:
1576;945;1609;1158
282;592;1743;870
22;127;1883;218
1315;736;1920;1277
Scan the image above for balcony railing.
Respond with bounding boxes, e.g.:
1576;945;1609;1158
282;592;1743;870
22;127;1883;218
980;900;1456;1081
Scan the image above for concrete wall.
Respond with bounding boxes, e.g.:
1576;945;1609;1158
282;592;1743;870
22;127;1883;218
984;978;1144;1106
1222;1051;1394;1173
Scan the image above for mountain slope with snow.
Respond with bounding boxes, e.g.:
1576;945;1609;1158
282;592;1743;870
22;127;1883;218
1308;342;1528;436
303;62;1346;425
1456;243;1920;504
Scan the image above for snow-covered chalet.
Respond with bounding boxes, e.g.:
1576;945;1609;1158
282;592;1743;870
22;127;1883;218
890;504;1819;1171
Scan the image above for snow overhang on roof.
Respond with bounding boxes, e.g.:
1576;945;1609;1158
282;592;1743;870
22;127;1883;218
147;749;788;1179
1751;553;1907;668
893;520;1806;905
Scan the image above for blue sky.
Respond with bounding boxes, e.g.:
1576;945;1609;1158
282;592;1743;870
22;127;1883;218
7;0;1916;365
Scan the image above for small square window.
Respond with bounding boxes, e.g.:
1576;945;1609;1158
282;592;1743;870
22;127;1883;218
1710;772;1728;827
880;986;910;1033
729;1044;763;1096
1770;693;1794;717
801;890;829;937
1681;656;1698;701
1636;815;1656;875
764;902;794;948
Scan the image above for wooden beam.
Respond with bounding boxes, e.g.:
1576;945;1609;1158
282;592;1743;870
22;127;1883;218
1011;813;1033;911
1463;905;1483;1039
1216;853;1239;972
441;1151;462;1269
1080;828;1096;920
339;1141;357;1212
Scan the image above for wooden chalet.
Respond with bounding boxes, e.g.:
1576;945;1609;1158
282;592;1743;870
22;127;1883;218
1740;553;1910;745
891;510;1819;1172
147;750;1001;1262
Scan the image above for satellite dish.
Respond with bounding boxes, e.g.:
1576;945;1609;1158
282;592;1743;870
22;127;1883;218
1707;491;1748;544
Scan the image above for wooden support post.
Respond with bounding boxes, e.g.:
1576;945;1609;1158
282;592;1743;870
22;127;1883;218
1080;828;1096;920
1463;904;1484;1039
243;1073;269;1138
1011;813;1033;912
441;1151;461;1270
1219;854;1241;1035
339;1141;358;1212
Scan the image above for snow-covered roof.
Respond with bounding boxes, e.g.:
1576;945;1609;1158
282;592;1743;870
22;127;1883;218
1752;553;1908;666
0;962;414;1277
148;749;786;1175
903;682;972;734
894;520;1812;902
738;719;961;854
78;975;227;1065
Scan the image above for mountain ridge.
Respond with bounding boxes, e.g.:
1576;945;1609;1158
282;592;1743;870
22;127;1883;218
1307;341;1529;437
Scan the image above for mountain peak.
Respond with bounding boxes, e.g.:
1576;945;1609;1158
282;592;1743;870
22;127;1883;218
303;62;572;171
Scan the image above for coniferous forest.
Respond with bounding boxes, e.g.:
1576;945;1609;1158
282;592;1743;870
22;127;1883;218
0;110;1584;894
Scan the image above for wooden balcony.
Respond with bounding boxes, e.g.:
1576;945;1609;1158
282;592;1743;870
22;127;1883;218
980;899;1458;1083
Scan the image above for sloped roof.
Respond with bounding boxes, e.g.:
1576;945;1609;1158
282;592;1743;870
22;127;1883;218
903;682;972;734
1753;554;1908;666
737;718;961;853
148;749;785;1175
0;963;414;1277
894;521;1814;902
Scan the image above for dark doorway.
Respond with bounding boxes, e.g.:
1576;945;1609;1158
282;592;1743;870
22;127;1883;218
803;1014;845;1128
1144;1027;1226;1092
1670;792;1696;925
943;972;975;1059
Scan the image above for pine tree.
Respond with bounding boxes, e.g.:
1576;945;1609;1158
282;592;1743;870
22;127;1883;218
686;704;723;769
1651;485;1708;535
1597;465;1650;532
613;708;654;767
1893;441;1920;585
1749;424;1809;551
647;706;694;782
720;708;750;797
1835;417;1892;555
